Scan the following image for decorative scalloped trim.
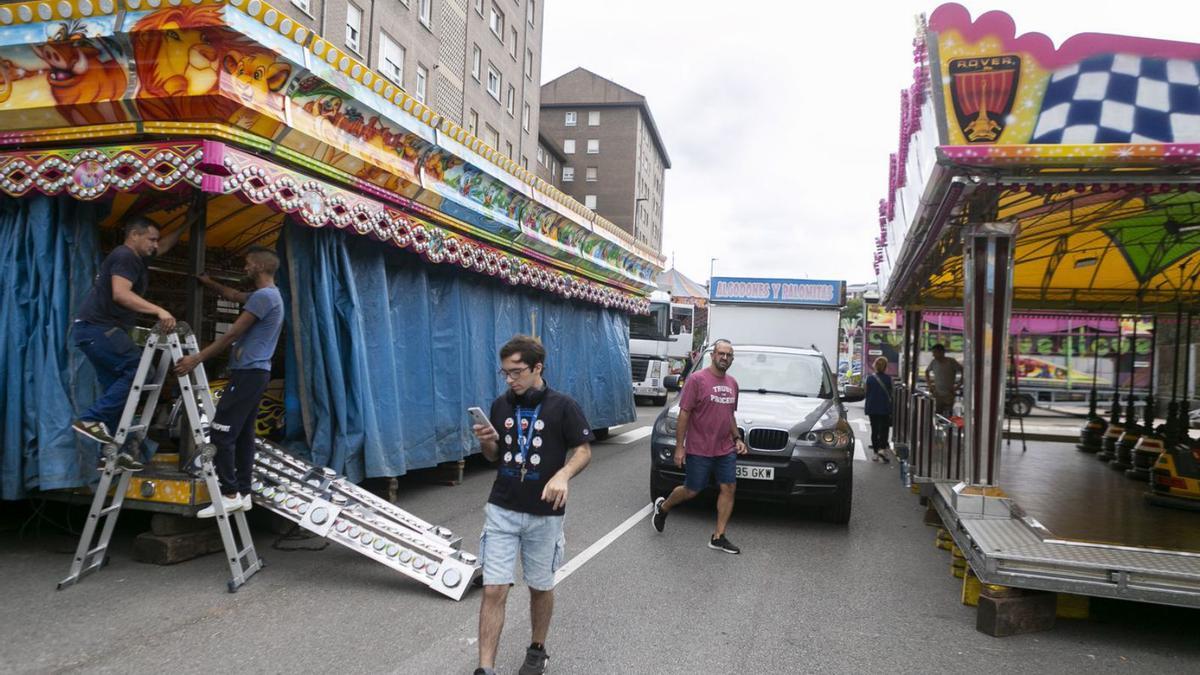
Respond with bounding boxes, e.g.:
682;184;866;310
0;141;649;313
928;2;1200;69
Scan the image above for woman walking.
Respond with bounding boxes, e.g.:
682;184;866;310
864;357;893;463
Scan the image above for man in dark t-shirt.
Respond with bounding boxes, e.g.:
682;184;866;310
72;216;180;469
471;335;593;675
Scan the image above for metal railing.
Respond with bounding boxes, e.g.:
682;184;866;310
893;383;965;483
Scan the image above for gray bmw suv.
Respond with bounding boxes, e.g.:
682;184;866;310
649;345;863;524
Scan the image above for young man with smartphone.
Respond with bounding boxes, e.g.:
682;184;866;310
470;334;593;675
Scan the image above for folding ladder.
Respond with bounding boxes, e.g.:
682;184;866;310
58;323;264;593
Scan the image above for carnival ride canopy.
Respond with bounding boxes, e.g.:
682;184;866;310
877;3;1200;313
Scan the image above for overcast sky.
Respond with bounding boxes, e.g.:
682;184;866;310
540;1;1196;288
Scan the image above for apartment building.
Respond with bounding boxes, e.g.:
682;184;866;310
539;67;670;252
277;0;544;168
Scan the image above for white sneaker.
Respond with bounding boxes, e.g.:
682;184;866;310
197;493;243;518
241;493;253;512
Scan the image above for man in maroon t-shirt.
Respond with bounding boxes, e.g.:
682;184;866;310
650;339;748;553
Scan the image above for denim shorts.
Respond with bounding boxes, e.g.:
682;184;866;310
684;451;738;491
479;503;565;591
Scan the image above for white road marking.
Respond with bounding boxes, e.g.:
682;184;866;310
854;439;867;461
554;503;653;585
605;427;653;444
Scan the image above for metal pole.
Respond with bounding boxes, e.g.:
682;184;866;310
184;190;208;339
962;221;1018;486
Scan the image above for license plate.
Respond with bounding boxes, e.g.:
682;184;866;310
736;465;774;480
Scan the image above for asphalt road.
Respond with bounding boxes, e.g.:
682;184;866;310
2;403;1199;674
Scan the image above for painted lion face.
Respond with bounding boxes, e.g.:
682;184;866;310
222;51;291;106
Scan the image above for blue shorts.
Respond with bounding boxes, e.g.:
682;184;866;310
684;451;737;491
479;503;566;591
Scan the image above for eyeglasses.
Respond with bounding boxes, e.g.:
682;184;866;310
499;366;531;380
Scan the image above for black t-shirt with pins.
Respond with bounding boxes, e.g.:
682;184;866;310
488;386;594;517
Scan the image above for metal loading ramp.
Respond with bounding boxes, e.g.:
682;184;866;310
929;482;1200;608
250;439;480;601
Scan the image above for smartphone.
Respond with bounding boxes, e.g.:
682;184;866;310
467;406;496;434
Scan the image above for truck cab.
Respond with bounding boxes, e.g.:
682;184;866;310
629;291;694;406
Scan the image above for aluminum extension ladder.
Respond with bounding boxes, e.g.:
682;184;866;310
58;323;264;593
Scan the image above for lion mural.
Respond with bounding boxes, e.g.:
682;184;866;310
131;5;243;122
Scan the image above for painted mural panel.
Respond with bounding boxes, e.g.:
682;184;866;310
930;3;1200;145
0;0;659;292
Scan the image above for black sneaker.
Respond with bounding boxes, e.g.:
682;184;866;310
72;419;113;445
114;452;145;472
651;497;667;533
518;645;549;675
473;669;496;675
708;534;741;554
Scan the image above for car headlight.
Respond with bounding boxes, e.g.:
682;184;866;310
653;413;678;437
799;406;853;450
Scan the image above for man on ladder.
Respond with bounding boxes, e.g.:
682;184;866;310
175;246;284;518
71;216;182;469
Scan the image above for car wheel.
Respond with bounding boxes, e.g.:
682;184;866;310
592;427;610;441
821;475;853;525
1006;394;1035;418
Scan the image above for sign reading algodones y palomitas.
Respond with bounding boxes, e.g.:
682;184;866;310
709;277;845;307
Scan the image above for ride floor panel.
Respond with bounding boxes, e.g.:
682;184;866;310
996;440;1200;552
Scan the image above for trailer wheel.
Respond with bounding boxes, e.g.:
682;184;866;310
592;428;610;441
1006;394;1035;418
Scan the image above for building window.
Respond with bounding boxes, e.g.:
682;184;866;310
416;65;428;103
563;139;575;154
505;140;513;158
345;4;362;53
506;85;515;116
585;166;597;182
563;167;574;182
474;0;483;16
489;3;505;40
291;0;311;15
551;163;556;177
468;109;478;135
588;110;600;126
522;102;530;131
521;156;528;169
525;48;533;80
527;0;536;26
537;147;544;164
418;0;432;28
485;124;499;149
585;195;596;209
586;139;599;154
564;111;576;126
380;34;404;86
509;27;518;59
471;44;481;81
486;64;501;101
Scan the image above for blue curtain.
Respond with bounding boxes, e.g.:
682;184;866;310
0;195;103;499
278;222;635;482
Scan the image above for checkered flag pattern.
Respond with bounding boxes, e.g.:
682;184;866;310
1031;54;1200;144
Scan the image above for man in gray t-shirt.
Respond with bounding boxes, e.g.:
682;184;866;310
175;246;284;517
925;344;962;417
